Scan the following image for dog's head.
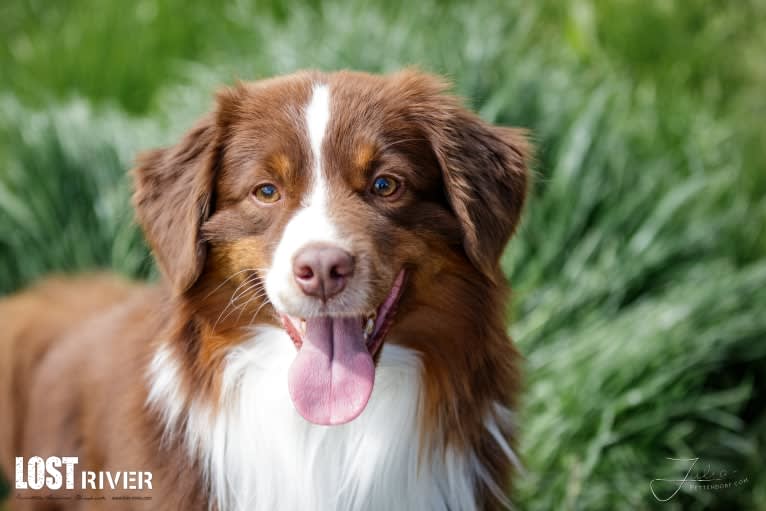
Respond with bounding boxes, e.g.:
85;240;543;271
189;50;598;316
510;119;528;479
134;70;529;425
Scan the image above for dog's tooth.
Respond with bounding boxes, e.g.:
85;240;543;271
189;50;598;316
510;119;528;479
300;319;306;334
364;317;375;338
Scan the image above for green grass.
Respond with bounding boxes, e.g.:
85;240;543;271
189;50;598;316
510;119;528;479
1;0;765;509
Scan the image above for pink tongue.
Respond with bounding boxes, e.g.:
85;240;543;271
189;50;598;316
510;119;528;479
287;316;375;425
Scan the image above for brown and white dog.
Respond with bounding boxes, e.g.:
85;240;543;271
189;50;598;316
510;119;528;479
0;69;529;510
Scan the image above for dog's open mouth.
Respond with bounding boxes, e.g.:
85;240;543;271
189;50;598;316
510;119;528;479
279;269;407;425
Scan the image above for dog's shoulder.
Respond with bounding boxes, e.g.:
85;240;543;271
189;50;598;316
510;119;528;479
0;274;153;479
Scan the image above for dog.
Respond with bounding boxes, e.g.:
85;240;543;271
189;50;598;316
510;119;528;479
0;69;529;510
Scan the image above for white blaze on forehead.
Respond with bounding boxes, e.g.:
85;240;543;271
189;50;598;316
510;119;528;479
306;84;330;178
265;83;349;315
305;83;331;211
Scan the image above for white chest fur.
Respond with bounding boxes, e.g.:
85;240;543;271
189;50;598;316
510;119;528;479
148;327;497;511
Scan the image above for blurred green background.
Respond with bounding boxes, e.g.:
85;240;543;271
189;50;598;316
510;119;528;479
1;0;764;509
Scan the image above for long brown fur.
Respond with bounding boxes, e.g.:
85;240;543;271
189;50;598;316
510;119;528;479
0;69;529;510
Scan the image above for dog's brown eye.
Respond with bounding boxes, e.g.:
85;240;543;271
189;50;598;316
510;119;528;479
253;183;281;204
371;176;400;198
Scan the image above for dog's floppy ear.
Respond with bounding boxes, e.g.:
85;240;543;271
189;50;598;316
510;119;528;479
433;116;530;278
395;69;531;279
401;71;530;278
132;115;219;294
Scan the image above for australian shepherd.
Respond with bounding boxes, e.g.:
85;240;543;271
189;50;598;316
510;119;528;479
0;69;530;510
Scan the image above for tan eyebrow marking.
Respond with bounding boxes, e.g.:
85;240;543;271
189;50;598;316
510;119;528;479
354;143;377;173
268;152;292;180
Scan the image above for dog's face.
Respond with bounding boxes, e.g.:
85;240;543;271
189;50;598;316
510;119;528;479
134;70;528;425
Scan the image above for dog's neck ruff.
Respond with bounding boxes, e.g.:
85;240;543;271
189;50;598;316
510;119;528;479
147;326;514;511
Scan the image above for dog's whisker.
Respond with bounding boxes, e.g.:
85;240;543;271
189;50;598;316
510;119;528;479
203;268;259;300
232;281;265;302
248;298;273;326
213;277;258;330
220;286;269;325
230;276;263;304
238;286;268;302
232;290;270;323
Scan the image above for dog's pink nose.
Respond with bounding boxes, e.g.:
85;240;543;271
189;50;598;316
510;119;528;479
293;243;354;301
